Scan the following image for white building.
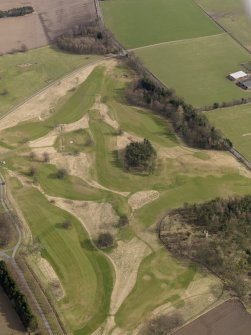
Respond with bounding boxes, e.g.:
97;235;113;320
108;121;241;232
229;71;247;81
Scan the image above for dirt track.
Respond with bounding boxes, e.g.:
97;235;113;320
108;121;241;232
173;300;251;335
0;0;97;54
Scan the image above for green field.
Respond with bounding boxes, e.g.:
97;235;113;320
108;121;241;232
2;67;104;146
116;249;196;329
10;182;113;335
135;34;251;106
0;47;101;116
196;0;251;51
206;103;251;161
4;61;251;333
101;0;221;49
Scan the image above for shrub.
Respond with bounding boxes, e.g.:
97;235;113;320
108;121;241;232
56;168;67;179
96;233;114;249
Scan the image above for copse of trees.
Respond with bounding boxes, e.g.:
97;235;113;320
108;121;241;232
140;313;184;335
126;77;230;150
0;261;37;331
125;139;156;172
0;6;34;18
160;195;251;302
96;232;114;249
56;22;119;55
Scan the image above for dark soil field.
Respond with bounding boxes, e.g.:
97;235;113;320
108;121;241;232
0;286;26;334
0;0;97;54
173;300;251;335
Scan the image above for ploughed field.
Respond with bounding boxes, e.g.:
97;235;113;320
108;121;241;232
0;287;26;335
0;0;97;54
101;0;251;107
173;300;251;335
2;54;251;334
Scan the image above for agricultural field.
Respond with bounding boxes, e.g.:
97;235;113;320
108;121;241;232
2;58;251;334
195;0;251;51
0;47;101;117
205;103;251;161
101;0;220;49
0;287;26;335
135;34;251;107
101;0;251;107
0;0;97;54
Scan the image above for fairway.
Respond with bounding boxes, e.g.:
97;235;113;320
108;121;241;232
101;0;221;49
206;104;251;161
196;0;251;51
135;34;251;106
0;47;101;116
11;183;113;335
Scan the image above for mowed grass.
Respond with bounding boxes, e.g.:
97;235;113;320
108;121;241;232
206;104;251;161
116;249;196;330
0;47;101;116
55;129;93;154
101;0;221;49
10;182;113;335
196;0;251;51
2;67;104;145
135;34;251;106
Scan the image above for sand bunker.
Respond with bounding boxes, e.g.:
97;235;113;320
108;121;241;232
128;190;159;211
92;96;119;130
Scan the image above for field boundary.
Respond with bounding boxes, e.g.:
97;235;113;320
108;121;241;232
129;32;226;52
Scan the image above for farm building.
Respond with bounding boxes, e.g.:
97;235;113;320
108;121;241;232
229;71;247;80
239;78;251;90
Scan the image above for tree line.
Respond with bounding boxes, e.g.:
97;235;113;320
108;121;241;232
125;70;231;150
0;6;34;18
56;22;119;55
0;261;37;331
160;195;251;302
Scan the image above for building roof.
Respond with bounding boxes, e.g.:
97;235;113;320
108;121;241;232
229;71;247;80
241;78;251;89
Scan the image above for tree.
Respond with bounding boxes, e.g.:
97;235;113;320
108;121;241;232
125;139;156;172
43;152;50;163
56;168;67;179
141;313;183;335
96;233;114;249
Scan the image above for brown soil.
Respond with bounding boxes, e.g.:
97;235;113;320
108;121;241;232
173;300;251;335
0;287;26;334
0;0;97;54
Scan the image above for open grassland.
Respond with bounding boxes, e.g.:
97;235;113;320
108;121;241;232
3;60;251;334
206;104;251;161
135;34;251;107
0;47;101;116
101;0;221;49
116;249;196;330
1;67;104;146
195;0;251;51
10;181;113;335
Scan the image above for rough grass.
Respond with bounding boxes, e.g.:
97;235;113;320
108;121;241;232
2;67;104;145
55;129;93;154
101;0;221;49
0;47;101;116
196;0;251;51
10;183;113;335
115;249;196;330
205;103;251;161
135;34;251;107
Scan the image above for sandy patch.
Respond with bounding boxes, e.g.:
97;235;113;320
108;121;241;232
62;114;89;132
242;133;251;137
128;190;159;211
0;59;109;131
50;198;118;239
38;258;64;301
29;132;58;148
117;132;142;151
92;96;119;130
109;238;151;315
